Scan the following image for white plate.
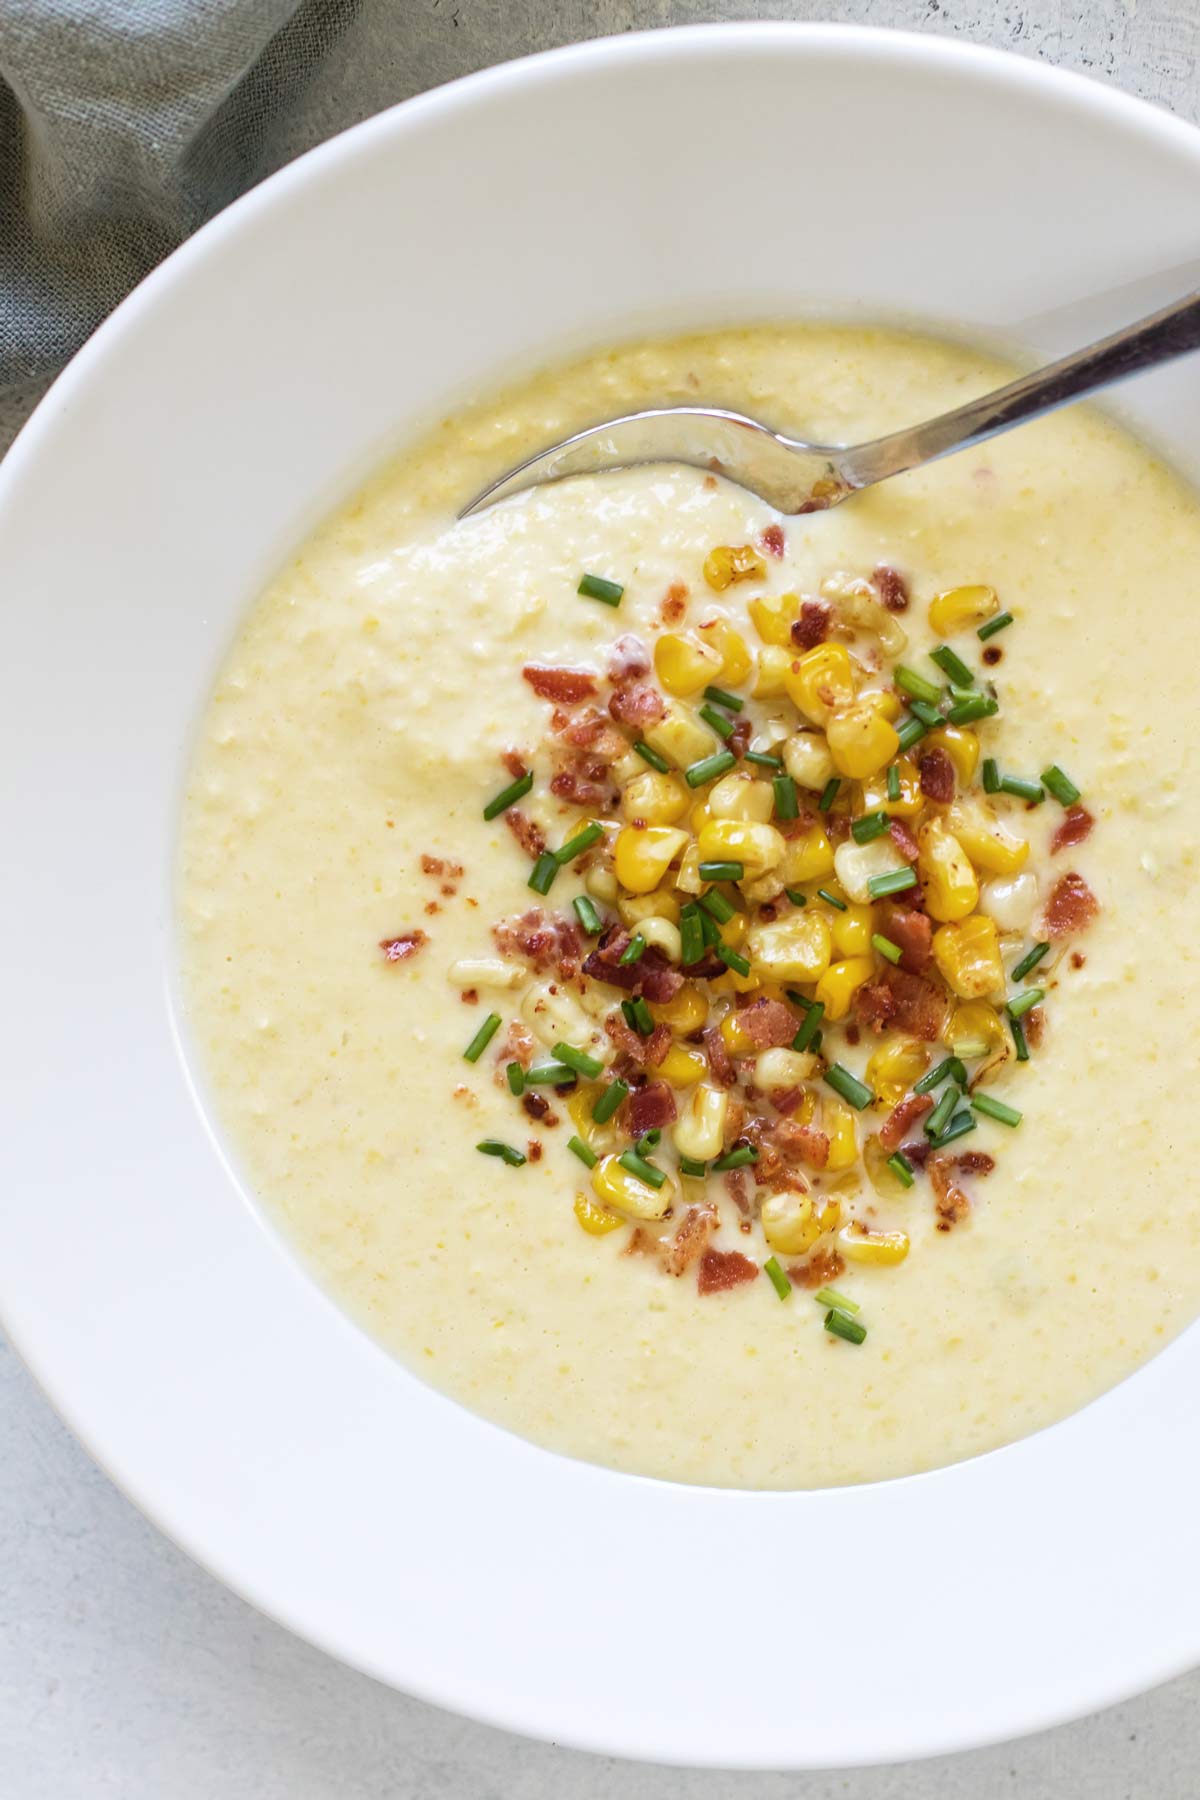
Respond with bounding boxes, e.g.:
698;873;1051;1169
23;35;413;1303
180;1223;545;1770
2;24;1199;1770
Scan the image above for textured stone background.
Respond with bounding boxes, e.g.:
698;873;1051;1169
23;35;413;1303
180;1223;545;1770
3;3;1198;1794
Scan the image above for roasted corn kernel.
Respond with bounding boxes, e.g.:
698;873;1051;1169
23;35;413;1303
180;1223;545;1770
865;1034;929;1105
673;1083;729;1161
708;770;775;823
746;911;833;982
822;1096;860;1169
783;730;836;791
618;887;682;927
781;821;835;884
925;724;980;787
653;630;723;696
752;644;791;698
642;700;716;769
917;818;979;922
748;590;799;646
648;983;709;1034
946;798;1030;876
933;914;1005;1000
704;543;766;590
928;584;999;636
621;769;690;825
945;999;1008;1058
831;902;875;958
814;956;873;1021
822;574;909;656
753;1046;817;1092
832;835;903;905
826;700;901;780
592;1153;675;1221
761;1190;821;1256
784;642;857;725
861;754;922;818
573;1191;624;1236
839;1221;910;1265
697;818;786;876
657;1043;708;1087
696;615;753;684
614;824;690;894
979;870;1039;932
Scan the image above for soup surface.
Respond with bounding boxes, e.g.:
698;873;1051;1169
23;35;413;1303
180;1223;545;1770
179;325;1200;1488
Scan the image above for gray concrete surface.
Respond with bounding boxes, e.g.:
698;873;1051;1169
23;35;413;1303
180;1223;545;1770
3;2;1199;1793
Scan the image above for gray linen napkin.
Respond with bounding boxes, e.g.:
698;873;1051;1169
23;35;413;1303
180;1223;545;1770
0;0;356;392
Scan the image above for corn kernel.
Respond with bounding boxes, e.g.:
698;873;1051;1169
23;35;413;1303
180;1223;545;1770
708;771;774;823
567;1085;618;1155
925;724;980;787
621;769;690;825
863;1133;915;1199
697;818;786;876
673;1083;729;1161
783;730;835;791
865;1034;929;1106
648;983;709;1034
839;1221;910;1265
917;819;979;922
719;911;748;948
860;754;922;818
592;1153;676;1221
761;1190;820;1256
746;911;832;982
638;915;682;961
945;1000;1008;1058
653;630;723;696
675;840;705;895
781;821;835;884
573;1191;624;1236
696;615;753;684
704;544;766;590
933;914;1005;1000
447;957;526;990
753;1046;817;1093
784;642;857;725
584;864;619;903
752;645;791;698
618;887;682;927
522;978;594;1048
658;1043;707;1087
822;1096;859;1169
613;823;689;894
832;836;902;905
748;590;799;646
813;1193;842;1235
928;584;999;636
979;871;1039;932
946;798;1030;876
642;700;716;769
831;902;875;957
720;1010;760;1058
814;956;873;1021
822;575;909;656
826;700;901;779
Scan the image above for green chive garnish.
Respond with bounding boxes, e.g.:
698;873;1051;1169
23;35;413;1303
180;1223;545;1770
816;887;847;911
573;894;603;936
773;774;799;820
895;715;928;753
895;665;941;705
618;1148;666;1188
553;1042;605;1079
946;694;999;726
528;851;559;895
814;1285;859;1314
525;1061;576;1085
930;1109;976;1148
568;1135;598;1168
685;749;737;788
824;1309;867;1345
867;867;918;900
872;933;903;965
679;1155;707;1177
716;944;751;977
680;902;704;966
699;860;743;881
556;821;604;863
851;810;890;845
886;1151;915;1188
712;1145;759;1172
577;573;623;605
784;887;807;906
930;644;976;687
886;764;901;803
977;611;1013;641
506;1061;525;1096
630;996;655;1034
1011;1017;1031;1062
909;698;944;728
699;703;736;741
914;1056;967;1095
592;1079;628;1124
1007;986;1044;1020
698;907;720;949
972;1093;1023;1127
824;1063;874;1110
791;998;824;1054
698;888;736;924
704;684;744;712
633;739;670;773
483;770;533;820
618;933;646;966
635;1128;662;1152
998;775;1044;804
1042;764;1081;806
817;777;841;813
925;1086;959;1138
1011;941;1050;983
764;1256;791;1301
476;1139;526;1166
463;1013;501;1062
982;757;1000;794
744;750;784;770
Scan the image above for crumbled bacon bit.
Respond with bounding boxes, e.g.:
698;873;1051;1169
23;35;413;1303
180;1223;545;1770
878;1092;934;1151
888;818;920;862
771;1085;803;1117
787;1248;845;1289
790;599;832;650
1023;1005;1046;1048
638;950;685;1004
1041;871;1099;939
918;746;955;803
1070;950;1086;970
621;1081;677;1138
460;989;478;1005
771;1118;830;1170
549;763;613;808
702;1024;736;1087
825;810;851;845
982;645;1002;666
728;716;752;758
609;681;665;729
379;930;427;963
603;1012;671;1069
759;523;786;559
608;634;650;681
420;854;445;875
929;1155;971;1230
522;664;598;704
553;706;626;757
424;901;439;916
955;1151;995;1176
871;565;909;612
522;1091;552;1122
501;749;528;779
660;581;689;623
697;1247;760;1294
504;809;546;858
498;1020;536;1070
492;909;582;980
877;904;932;974
733;996;797;1050
898;1138;930;1170
844;1023;860;1046
663;1205;719;1277
1051;805;1094;854
723;1168;750;1214
527;1140;543;1162
856;965;949;1040
624;1226;664;1258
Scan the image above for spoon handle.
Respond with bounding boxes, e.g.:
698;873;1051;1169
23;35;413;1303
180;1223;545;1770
842;289;1200;489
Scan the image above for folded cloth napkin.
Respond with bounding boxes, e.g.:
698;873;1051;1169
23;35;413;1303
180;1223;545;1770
0;0;355;392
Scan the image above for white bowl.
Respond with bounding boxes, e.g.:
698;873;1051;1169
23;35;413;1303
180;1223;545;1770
2;23;1199;1770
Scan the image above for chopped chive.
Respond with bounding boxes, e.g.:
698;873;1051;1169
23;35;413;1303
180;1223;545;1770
463;1012;501;1062
816;887;847;911
895;715;928;753
872;933;903;965
703;684;744;712
712;1144;759;1172
635;1128;662;1152
977;611;1014;642
887;1151;915;1188
630;996;655;1034
809;1030;823;1054
814;1285;859;1314
685;749;737;788
947;683;976;705
716;943;751;977
785;887;807;906
930;644;976;687
618;1148;666;1188
931;1109;976;1149
680;902;705;966
895;665;941;705
592;1078;628;1124
698;906;720;949
824;1309;867;1345
525;1061;576;1085
476;1139;526;1166
528;851;559;895
698;888;736;924
744;750;784;770
1007;986;1045;1020
568;1135;598;1168
946;694;999;726
982;757;1000;794
998;775;1044;804
972;1093;1023;1127
699;860;744;881
573;894;603;936
1042;764;1081;806
483;770;533;820
633;739;670;773
1011;1017;1031;1062
618;933;646;966
909;698;944;729
817;777;841;813
773;774;799;821
851;810;890;845
620;998;638;1031
555;821;604;863
886;764;901;803
914;1056;969;1095
764;1256;792;1301
506;1060;525;1096
577;573;623;604
553;1041;605;1079
679;1155;708;1177
792;998;824;1054
824;1063;874;1110
1011;941;1050;983
699;703;736;741
867;867;918;900
925;1086;959;1139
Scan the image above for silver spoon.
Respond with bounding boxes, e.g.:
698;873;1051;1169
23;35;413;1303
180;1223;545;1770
460;290;1200;519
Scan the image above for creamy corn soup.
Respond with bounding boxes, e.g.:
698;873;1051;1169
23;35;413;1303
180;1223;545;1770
179;325;1200;1488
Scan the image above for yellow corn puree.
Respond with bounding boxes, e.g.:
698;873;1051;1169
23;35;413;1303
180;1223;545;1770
179;325;1200;1489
